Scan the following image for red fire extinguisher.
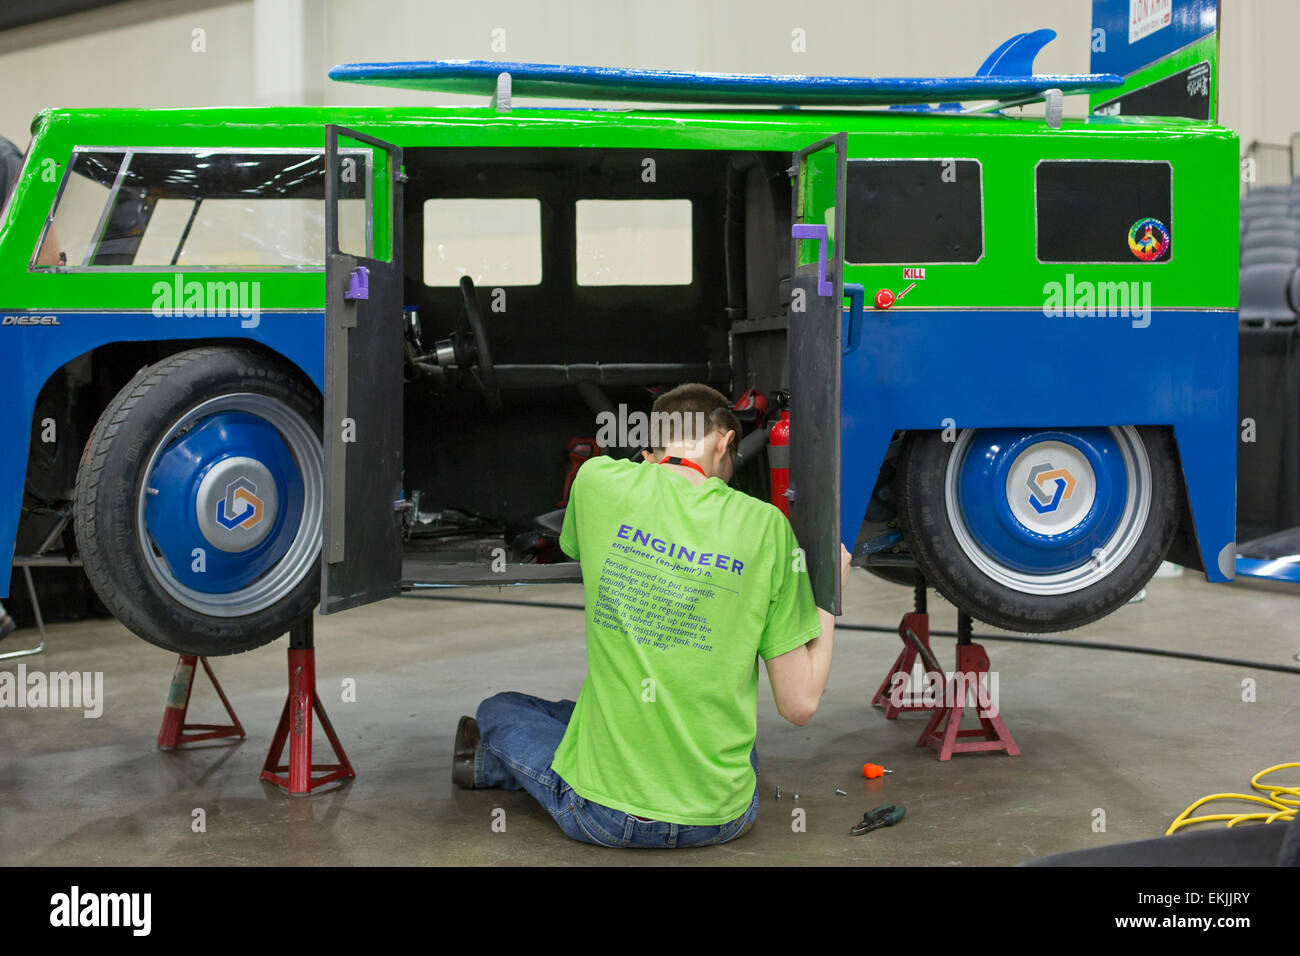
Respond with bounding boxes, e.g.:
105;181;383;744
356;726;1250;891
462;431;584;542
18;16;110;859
769;410;791;518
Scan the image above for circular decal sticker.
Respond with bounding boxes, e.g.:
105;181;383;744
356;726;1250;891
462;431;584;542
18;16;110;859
1128;217;1170;261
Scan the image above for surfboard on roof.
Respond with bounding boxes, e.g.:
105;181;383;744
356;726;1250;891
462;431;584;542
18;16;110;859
328;30;1123;108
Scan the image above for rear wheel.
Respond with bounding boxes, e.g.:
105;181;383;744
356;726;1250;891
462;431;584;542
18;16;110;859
75;347;322;655
896;425;1179;632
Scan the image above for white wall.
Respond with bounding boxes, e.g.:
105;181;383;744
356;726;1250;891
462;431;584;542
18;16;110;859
0;0;254;148
1219;0;1300;151
0;0;1296;156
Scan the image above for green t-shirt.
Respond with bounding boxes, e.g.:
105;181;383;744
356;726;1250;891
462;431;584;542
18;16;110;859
552;455;822;825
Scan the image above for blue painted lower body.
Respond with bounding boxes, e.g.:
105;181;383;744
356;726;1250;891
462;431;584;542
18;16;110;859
839;308;1238;583
0;306;1239;598
0;310;325;591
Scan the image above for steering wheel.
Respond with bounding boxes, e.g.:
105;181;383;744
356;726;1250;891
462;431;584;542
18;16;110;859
450;275;501;413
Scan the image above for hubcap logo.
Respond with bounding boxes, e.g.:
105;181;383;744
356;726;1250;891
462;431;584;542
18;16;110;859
215;477;265;531
1026;463;1077;515
193;456;278;553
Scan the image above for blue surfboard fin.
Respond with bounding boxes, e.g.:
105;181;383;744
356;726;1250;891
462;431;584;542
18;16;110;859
937;28;1057;110
978;29;1057;77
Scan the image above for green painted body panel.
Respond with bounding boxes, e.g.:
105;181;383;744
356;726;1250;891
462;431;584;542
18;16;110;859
843;121;1238;309
0;104;1237;312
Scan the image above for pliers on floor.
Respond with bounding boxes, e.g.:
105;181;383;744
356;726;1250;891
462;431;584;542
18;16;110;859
851;804;906;835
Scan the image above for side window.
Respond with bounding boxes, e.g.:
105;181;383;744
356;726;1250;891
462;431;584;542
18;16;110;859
32;149;369;270
36;151;119;267
844;159;982;264
575;199;692;286
1036;160;1172;263
422;198;542;286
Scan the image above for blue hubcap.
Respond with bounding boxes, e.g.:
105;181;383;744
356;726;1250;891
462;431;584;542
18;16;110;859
145;412;304;593
945;426;1151;594
136;392;323;617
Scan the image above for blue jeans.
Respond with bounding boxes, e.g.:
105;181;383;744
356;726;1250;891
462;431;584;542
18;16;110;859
474;691;759;848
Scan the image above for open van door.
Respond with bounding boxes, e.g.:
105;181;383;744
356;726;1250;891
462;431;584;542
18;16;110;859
321;126;405;613
789;134;846;614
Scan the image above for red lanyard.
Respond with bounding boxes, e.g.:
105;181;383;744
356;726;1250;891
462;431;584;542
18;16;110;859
659;456;708;478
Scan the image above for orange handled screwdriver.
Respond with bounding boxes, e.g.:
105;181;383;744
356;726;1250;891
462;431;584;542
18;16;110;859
862;763;894;779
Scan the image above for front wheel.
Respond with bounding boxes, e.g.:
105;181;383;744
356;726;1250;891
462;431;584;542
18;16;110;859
75;347;323;655
896;425;1180;632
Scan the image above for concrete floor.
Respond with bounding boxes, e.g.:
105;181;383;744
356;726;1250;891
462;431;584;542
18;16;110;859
1;570;1296;866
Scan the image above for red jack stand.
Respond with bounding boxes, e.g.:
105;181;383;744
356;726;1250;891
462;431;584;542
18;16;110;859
871;582;941;718
260;615;355;794
157;654;246;749
916;611;1020;761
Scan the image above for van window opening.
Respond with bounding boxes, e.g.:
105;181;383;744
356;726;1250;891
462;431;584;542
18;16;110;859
422;198;543;286
575;199;693;286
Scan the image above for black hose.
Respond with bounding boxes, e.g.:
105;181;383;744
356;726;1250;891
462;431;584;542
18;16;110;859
398;592;1300;675
733;421;772;469
575;378;616;419
835;623;1300;675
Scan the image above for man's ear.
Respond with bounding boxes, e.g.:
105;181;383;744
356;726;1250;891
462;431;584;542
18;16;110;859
717;429;736;461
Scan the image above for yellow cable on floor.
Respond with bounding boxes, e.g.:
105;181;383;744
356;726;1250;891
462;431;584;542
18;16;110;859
1166;763;1300;835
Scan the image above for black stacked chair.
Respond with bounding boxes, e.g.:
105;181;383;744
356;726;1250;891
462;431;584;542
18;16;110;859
1240;262;1297;324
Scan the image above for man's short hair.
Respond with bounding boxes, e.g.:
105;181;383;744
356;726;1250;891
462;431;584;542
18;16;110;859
650;383;741;465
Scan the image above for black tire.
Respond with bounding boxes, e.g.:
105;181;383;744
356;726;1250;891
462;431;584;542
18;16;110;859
896;426;1180;633
75;347;322;655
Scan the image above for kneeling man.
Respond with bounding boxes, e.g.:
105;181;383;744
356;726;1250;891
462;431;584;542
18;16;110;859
452;383;847;848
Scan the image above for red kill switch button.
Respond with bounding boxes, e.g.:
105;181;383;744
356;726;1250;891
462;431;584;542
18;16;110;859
874;288;895;309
